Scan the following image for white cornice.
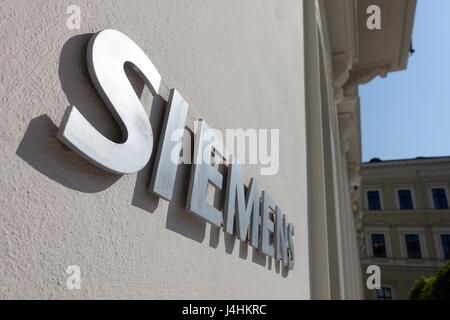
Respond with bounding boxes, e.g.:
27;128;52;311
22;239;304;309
363;157;450;169
398;0;418;70
362;167;450;179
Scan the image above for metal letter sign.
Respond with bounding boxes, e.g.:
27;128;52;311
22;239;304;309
150;89;189;201
223;163;261;248
57;29;296;270
58;29;161;174
186;120;228;227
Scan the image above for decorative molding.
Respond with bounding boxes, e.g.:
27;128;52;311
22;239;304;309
333;52;351;88
363;157;450;169
348;64;391;85
363;168;450;179
338;113;354;154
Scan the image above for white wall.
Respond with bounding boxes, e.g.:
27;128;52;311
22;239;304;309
0;0;309;299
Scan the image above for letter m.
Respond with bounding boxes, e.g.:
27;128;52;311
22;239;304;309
223;162;261;247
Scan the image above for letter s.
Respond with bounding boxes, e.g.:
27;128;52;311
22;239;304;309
287;223;295;270
57;29;161;174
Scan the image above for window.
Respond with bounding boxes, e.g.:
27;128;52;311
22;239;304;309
376;287;392;300
398;189;414;210
367;190;381;210
371;234;387;257
405;234;422;259
441;234;450;260
432;188;448;209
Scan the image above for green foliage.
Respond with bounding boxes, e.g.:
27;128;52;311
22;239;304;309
409;261;450;300
432;261;450;300
419;277;436;300
409;277;428;300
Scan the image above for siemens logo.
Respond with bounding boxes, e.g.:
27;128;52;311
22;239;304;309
58;29;295;270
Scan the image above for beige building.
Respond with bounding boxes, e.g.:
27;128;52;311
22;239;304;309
361;157;450;300
0;0;416;299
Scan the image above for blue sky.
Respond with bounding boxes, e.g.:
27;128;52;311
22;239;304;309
360;0;450;162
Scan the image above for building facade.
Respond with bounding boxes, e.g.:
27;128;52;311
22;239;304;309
361;157;450;300
1;0;415;299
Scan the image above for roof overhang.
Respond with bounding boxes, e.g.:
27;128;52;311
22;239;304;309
320;0;417;174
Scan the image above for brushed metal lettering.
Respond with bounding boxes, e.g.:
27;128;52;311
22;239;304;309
150;89;189;200
288;223;295;270
57;29;161;174
223;162;261;247
186;120;228;227
261;191;276;257
275;207;289;266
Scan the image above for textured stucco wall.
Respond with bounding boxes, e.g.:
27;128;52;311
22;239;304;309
0;0;309;299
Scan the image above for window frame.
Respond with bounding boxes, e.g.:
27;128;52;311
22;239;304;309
366;226;392;258
395;187;415;210
433;227;450;260
404;234;422;259
398;227;427;260
429;186;449;210
370;233;388;258
365;187;383;211
440;234;450;260
375;286;394;300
